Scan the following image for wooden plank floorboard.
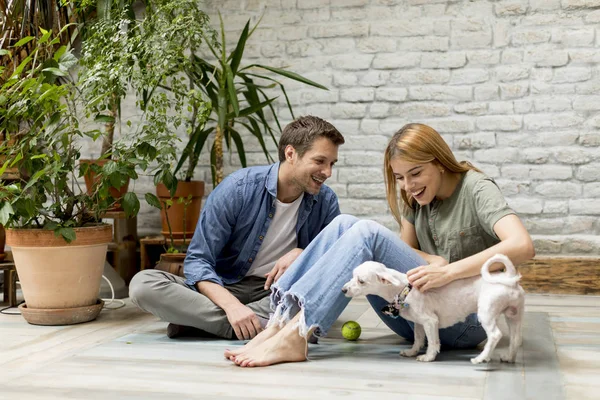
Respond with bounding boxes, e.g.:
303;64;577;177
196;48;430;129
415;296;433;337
1;295;599;399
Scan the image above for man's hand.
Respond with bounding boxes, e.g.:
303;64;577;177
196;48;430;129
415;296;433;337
407;256;450;292
224;303;262;340
264;248;303;290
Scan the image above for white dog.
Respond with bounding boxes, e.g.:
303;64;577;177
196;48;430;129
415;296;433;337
341;254;525;364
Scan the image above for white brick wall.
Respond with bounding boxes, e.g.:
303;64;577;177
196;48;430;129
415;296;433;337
95;0;600;254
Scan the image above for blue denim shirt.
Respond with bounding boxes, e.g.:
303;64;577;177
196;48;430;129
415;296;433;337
183;162;341;288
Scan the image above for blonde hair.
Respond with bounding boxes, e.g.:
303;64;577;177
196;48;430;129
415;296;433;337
384;123;481;225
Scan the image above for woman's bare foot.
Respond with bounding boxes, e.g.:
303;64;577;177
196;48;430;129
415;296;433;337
233;315;308;367
224;323;282;360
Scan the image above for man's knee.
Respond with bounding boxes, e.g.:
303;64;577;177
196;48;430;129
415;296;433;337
129;270;161;308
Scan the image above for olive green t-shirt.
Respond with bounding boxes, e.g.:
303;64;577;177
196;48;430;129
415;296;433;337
403;170;515;263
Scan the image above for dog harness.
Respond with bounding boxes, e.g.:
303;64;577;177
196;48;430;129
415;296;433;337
381;284;412;318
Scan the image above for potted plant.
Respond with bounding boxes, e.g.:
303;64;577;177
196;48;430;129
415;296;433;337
0;0;78;262
153;195;193;277
0;29;138;325
181;14;329;187
76;1;140;207
127;0;213;240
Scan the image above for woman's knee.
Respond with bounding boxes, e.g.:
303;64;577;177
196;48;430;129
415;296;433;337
352;219;386;238
330;214;360;229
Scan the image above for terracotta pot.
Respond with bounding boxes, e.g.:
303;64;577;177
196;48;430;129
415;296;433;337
80;159;130;210
6;225;112;324
156;180;204;240
154;252;186;277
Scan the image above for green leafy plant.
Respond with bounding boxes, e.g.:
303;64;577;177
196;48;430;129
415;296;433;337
178;14;328;186
78;0;212;197
133;0;213;193
0;28;136;242
77;4;139;157
0;0;76;80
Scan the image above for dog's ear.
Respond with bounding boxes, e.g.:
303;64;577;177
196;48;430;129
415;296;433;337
376;271;401;286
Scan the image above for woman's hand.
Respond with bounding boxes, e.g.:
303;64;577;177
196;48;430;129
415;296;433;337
407;256;451;292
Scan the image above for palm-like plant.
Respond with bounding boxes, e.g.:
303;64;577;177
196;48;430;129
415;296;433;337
0;0;77;77
178;14;328;186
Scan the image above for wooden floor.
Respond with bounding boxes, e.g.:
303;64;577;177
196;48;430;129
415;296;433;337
1;292;599;400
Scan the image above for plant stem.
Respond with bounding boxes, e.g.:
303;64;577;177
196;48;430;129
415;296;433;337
163;200;175;251
185;75;198;182
215;73;226;185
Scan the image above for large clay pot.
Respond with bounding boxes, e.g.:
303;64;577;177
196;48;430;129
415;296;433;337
80;159;130;210
156;180;204;240
6;224;113;325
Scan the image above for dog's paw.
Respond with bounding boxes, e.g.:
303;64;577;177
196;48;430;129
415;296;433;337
470;356;490;364
499;351;516;363
416;354;436;362
400;349;419;358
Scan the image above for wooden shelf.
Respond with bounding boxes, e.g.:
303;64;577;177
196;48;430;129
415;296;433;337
0;261;17;307
102;213;138;284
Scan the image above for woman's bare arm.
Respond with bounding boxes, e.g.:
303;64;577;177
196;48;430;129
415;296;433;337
408;214;535;291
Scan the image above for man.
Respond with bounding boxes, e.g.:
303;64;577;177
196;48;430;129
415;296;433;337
129;116;345;340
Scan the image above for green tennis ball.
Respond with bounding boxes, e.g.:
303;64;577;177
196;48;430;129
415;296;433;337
341;321;361;341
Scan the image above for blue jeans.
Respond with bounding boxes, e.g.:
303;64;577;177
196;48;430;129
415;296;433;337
271;215;487;349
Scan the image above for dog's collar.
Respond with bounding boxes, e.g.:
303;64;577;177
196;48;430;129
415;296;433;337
381;284;412;318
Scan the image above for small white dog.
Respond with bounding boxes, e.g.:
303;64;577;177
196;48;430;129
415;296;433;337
341;254;525;364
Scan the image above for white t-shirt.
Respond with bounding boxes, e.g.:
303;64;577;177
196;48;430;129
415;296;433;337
247;193;304;278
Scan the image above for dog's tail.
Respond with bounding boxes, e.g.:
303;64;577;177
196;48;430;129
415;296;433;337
481;254;521;286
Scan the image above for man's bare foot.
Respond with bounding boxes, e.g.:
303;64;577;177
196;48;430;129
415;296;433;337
224;323;282;360
233;317;308;367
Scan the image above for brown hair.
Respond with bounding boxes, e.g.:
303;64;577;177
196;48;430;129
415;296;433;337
278;116;345;162
384;123;481;224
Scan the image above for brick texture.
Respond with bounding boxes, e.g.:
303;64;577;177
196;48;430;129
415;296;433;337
84;1;600;253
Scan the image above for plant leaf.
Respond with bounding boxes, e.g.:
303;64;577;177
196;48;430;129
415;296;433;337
53;45;67;61
122;192;140;218
225;64;239;116
58;51;78;71
103;161;119;175
225;98;275;120
0;202;14;226
57;228;77;244
38;29;52;45
14;36;34;48
145;193;162;209
248;65;328;90
227;127;246;168
228;20;249;74
42;67;68;77
94;114;115;123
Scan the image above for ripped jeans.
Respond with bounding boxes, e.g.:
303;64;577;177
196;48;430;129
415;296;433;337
270;214;487;349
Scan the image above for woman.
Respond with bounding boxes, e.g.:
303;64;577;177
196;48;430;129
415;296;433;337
225;123;535;367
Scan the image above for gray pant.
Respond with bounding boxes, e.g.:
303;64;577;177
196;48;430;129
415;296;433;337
129;269;271;339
